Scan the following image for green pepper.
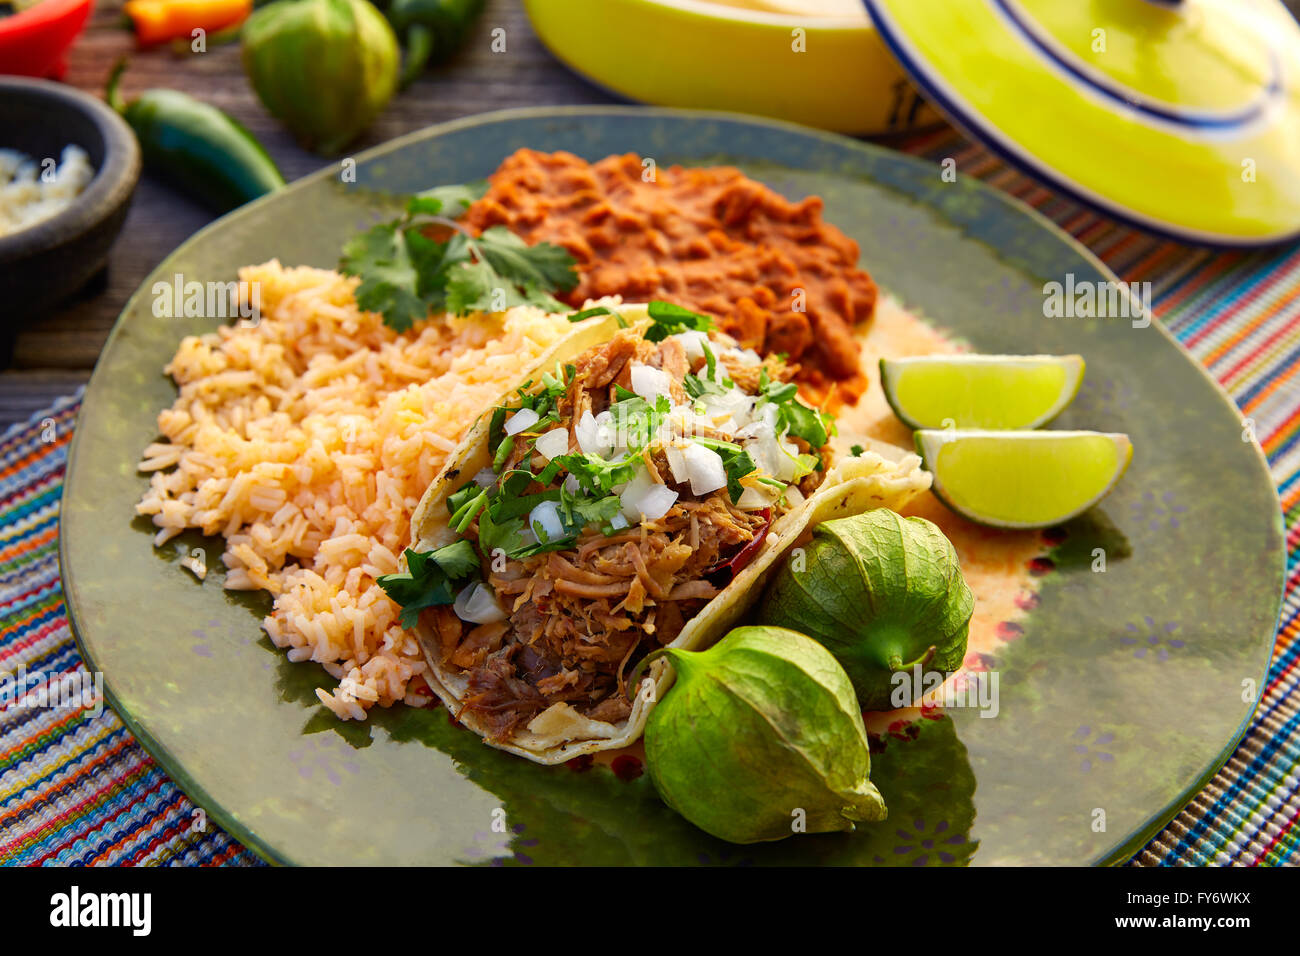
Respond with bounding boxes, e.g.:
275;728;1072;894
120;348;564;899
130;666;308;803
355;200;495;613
387;0;484;89
105;59;285;214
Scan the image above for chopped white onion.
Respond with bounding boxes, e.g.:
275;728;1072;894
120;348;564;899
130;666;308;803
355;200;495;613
620;467;679;521
785;485;806;507
609;513;630;530
563;473;581;494
748;431;801;483
683;442;727;495
644;485;680;520
618;467;655;521
473;467;497;488
528;499;566;542
534;428;570;461
504;407;540;436
575;409;612;457
630;363;673;400
665;444;690;484
673;330;711;361
737;483;779;510
454;582;507;624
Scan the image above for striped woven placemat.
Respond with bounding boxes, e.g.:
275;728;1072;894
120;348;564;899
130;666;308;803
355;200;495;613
1;130;1296;866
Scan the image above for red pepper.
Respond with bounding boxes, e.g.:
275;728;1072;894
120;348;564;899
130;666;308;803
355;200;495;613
708;507;772;588
0;0;93;79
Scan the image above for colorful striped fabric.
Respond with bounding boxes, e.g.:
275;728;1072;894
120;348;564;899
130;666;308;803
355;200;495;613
0;394;261;866
0;127;1296;866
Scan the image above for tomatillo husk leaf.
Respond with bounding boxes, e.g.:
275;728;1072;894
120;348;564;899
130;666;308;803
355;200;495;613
644;626;887;844
758;509;974;710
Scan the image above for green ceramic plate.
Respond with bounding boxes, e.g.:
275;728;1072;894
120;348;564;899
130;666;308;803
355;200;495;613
60;107;1284;866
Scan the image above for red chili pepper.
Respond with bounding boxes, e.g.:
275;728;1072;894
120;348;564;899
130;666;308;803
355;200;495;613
708;507;772;587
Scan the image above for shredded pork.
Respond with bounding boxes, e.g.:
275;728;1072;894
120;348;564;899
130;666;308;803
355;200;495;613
426;330;828;741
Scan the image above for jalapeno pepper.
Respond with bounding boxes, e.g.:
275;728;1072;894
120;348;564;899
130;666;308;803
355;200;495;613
386;0;484;89
105;58;285;214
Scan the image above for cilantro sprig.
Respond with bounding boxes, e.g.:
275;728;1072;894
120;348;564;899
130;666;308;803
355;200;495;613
340;182;580;332
377;540;480;629
757;367;834;449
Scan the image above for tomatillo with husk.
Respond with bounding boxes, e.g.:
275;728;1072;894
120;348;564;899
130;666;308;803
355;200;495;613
638;626;887;844
241;0;400;154
757;509;974;710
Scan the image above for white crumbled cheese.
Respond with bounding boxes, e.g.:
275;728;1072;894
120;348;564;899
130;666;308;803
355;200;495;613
0;145;94;238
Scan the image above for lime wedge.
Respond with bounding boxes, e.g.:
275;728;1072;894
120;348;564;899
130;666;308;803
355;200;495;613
915;429;1132;529
880;354;1085;429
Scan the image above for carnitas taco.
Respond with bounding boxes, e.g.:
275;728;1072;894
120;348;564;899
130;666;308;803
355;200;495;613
381;302;930;764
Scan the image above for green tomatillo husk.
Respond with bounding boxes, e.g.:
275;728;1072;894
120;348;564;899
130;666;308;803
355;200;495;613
641;626;887;845
241;0;400;155
757;509;974;711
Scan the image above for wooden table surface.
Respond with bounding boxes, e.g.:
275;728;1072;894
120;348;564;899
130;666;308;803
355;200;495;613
0;0;620;430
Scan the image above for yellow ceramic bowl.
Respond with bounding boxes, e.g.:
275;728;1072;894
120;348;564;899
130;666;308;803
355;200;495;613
521;0;939;135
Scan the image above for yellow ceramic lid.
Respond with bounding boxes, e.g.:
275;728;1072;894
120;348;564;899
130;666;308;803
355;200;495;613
863;0;1300;246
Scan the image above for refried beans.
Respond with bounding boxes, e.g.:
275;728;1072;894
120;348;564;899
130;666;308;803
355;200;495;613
462;149;877;404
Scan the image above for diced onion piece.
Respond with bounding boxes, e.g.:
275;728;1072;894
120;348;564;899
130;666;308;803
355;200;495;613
473;467;497;488
639;484;679;521
630;363;673;400
534;428;569;461
785;485;806;507
618;467;654;522
529;499;566;541
683;442;727;495
454;582;507;624
620;467;679;521
703;389;755;433
748;433;798;482
504;407;540;436
737;483;779;510
563;473;581;494
610;513;630;530
575;409;612;456
665;444;690;484
674;330;711;361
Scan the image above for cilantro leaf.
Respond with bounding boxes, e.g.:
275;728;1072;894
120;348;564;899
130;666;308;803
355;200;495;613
753;366;833;450
475;226;579;293
723;448;758;503
339;182;580;330
779;400;832;449
341;222;430;333
553;452;640;496
406;181;487;217
559;489;622;531
477;508;527;559
377;541;480;628
445;259;540;315
646;300;714;342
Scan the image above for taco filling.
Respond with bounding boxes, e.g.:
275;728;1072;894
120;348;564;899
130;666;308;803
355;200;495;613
380;303;836;742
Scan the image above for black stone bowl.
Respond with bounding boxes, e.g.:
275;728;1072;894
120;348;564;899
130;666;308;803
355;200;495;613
0;77;141;325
